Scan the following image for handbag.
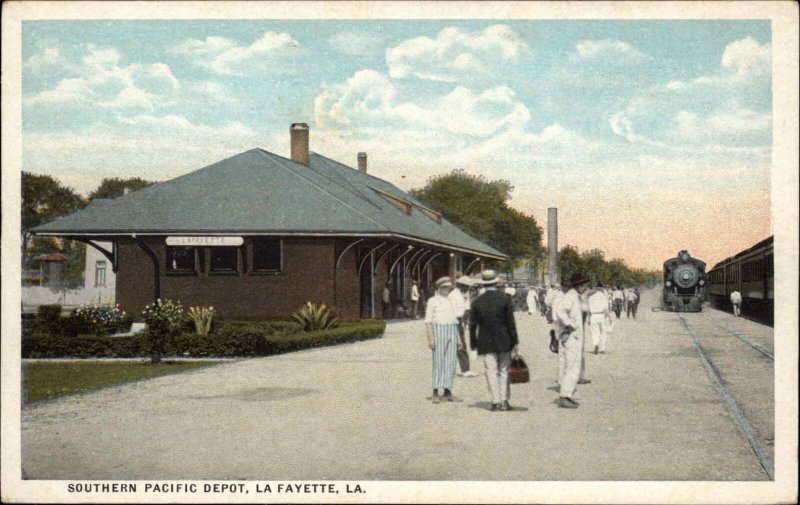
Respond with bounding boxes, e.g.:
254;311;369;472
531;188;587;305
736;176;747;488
457;349;470;373
509;354;530;384
548;329;559;354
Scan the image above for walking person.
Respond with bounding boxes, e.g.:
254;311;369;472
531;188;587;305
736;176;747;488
730;290;742;317
612;285;624;319
555;273;591;409
589;284;610;354
526;286;538;315
469;270;519;412
410;280;420;319
626;288;639;319
425;277;462;404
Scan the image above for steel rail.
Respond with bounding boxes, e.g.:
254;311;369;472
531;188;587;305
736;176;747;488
676;313;774;480
701;313;773;361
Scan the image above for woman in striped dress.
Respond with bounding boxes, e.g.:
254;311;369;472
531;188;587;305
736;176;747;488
425;276;462;404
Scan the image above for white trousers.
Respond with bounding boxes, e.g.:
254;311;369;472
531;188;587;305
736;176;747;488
589;313;608;351
558;331;583;399
483;352;511;404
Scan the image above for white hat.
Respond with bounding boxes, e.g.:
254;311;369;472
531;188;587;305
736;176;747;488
455;275;473;286
480;270;499;285
435;276;454;289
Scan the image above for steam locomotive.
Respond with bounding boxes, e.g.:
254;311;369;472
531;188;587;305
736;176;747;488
663;250;707;312
707;236;773;325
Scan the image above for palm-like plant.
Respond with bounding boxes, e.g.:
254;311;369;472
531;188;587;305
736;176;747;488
291;302;338;331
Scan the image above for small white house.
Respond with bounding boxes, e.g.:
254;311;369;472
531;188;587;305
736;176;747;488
22;241;116;313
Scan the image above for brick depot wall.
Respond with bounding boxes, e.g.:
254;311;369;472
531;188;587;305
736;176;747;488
116;237;362;320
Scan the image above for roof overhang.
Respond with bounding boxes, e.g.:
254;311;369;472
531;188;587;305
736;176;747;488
33;230;509;261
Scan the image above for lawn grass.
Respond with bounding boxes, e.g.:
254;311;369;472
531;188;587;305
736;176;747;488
22;361;223;404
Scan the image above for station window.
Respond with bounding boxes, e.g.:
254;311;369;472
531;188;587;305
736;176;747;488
252;238;282;273
210;247;239;274
166;247;196;274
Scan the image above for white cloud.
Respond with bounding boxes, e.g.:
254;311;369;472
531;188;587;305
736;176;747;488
314;69;530;137
23;47;74;73
24;44;181;110
721;37;771;78
574;39;645;62
610;37;771;152
172;31;298;75
386;24;529;82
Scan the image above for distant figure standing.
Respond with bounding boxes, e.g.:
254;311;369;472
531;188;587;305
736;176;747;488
425;277;462;404
383;283;392;319
555;274;591;409
449;276;474;377
589;284;610;354
730;290;742;317
626;289;639;319
469;270;519;412
410;281;420;319
526;286;538;315
612;286;624;319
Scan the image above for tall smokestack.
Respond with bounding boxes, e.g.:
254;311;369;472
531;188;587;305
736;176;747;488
357;152;367;173
548;207;559;286
290;123;309;166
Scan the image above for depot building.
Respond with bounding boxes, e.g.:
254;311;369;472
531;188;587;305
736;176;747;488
32;124;506;320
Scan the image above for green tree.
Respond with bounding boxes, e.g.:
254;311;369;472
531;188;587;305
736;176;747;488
22;172;87;261
558;245;584;282
410;170;545;270
89;177;154;201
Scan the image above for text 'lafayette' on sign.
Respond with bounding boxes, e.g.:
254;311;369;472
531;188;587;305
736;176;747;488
166;236;244;246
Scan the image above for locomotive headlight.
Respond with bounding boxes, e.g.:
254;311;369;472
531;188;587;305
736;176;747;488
665;281;672;287
699;280;705;285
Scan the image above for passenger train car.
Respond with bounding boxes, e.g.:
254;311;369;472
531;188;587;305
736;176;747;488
663;250;707;312
707;236;773;326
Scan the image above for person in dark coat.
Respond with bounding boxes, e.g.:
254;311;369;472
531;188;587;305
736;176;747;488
469;269;520;412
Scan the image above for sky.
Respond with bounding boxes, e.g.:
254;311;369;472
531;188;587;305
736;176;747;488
20;19;773;270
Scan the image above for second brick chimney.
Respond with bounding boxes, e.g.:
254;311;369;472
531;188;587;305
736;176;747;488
290;123;310;166
357;152;367;173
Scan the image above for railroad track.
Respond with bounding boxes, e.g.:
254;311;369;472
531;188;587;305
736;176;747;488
699;312;774;360
676;312;774;480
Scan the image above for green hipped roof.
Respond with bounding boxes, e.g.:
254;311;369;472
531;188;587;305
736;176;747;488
33;148;507;259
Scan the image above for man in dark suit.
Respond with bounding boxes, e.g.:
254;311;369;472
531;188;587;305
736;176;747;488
469;270;520;412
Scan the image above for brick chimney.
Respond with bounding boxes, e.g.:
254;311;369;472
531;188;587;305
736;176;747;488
357;152;367;173
290;123;310;165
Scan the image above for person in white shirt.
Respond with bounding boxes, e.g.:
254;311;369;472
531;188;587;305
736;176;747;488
544;285;559;323
425;277;462;404
410;281;420;320
526;286;538;315
730;290;742;317
555;273;591;409
612;286;624;319
588;284;610;354
626;289;639;319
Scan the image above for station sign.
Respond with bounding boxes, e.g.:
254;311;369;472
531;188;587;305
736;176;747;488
166;236;244;247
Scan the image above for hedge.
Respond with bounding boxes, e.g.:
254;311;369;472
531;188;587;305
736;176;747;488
23;319;386;358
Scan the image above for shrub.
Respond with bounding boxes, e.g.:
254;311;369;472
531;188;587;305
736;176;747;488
291;302;338;331
73;303;128;336
187;306;215;336
37;304;62;322
22;318;386;359
142;298;184;363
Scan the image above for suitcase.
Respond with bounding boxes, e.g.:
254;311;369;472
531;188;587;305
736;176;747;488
509;354;530;384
